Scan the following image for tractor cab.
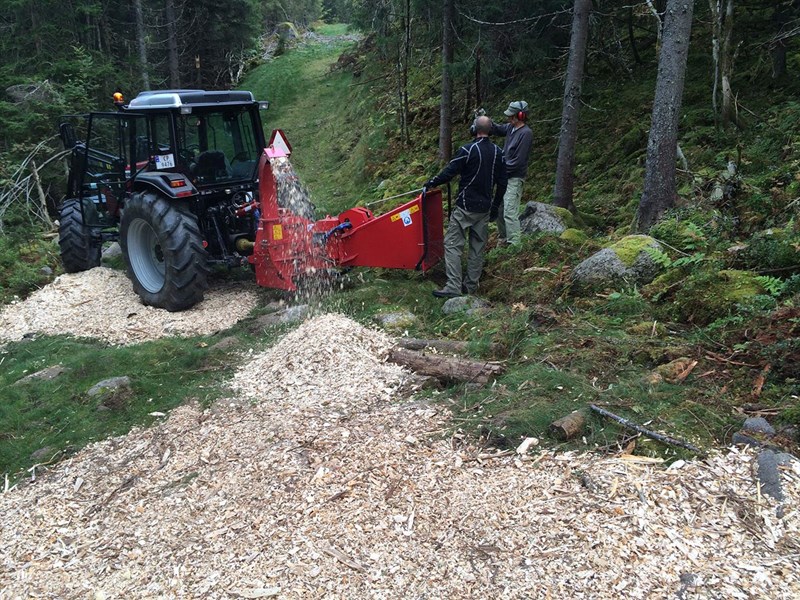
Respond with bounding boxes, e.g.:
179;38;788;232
59;90;270;229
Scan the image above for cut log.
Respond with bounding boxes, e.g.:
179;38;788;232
387;347;504;385
550;411;586;441
395;337;501;355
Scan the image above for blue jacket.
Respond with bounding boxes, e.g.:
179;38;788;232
427;137;507;213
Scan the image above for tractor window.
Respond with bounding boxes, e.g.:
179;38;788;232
177;108;259;185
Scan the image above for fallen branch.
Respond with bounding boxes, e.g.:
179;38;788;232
387;347;504;385
589;404;705;456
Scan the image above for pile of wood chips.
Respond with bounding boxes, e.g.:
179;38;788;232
0;267;258;345
1;314;798;599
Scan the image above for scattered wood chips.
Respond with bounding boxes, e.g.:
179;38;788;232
0;267;258;345
1;314;799;599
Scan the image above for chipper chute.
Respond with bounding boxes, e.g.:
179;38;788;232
249;131;444;291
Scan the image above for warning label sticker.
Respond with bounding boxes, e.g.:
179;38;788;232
272;224;283;240
390;204;419;226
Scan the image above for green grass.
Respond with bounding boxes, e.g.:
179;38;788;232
243;35;377;215
0;312;282;479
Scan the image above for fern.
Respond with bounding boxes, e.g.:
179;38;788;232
755;275;785;297
644;246;673;268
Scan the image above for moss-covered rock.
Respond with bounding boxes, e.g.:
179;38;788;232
609;235;659;267
653;268;767;324
559;228;588;244
570;235;662;293
519;202;575;235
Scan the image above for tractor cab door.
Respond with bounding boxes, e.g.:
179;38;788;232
78;112;144;225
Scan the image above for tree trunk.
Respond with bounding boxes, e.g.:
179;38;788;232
395;337;502;355
438;0;454;162
165;0;181;88
133;0;150;90
709;0;739;128
552;0;592;213
771;41;786;79
387;348;504;385
633;0;695;233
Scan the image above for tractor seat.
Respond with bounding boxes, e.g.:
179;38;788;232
194;150;230;182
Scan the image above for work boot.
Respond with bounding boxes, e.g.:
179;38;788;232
432;288;461;299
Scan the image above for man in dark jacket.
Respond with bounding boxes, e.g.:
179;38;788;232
490;100;533;246
424;116;507;298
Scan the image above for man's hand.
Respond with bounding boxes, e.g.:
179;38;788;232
423;179;436;190
489;205;499;221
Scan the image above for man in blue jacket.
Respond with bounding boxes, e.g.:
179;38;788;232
490;100;533;246
424;116;507;298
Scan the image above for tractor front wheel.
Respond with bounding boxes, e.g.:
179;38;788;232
58;198;101;273
120;192;209;311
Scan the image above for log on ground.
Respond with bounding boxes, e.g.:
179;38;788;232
550;411;586;441
387;347;504;385
396;337;502;356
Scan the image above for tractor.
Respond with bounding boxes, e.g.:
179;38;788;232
58;90;444;311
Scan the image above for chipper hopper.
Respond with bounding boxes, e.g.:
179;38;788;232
57;90;444;311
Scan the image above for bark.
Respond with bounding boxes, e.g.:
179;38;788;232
387;348;504;385
133;0;150;90
165;0;181;88
395;338;502;355
589;404;705;455
553;0;593;213
633;0;695;234
438;0;455;162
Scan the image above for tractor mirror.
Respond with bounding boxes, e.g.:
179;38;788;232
258;101;270;110
59;122;77;149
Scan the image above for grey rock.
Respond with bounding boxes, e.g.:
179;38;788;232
210;336;239;352
30;446;55;462
39;265;53;276
5;81;59;104
742;416;776;437
571;237;662;292
87;376;133;410
14;365;67;386
102;242;122;259
442;296;490;315
254;304;310;328
756;449;784;502
731;432;762;447
376;179;390;191
374;311;418;330
519;202;568;235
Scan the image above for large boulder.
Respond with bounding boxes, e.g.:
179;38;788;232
519;202;575;236
5;81;59;104
571;235;662;292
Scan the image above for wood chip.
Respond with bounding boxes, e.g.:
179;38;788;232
1;314;798;598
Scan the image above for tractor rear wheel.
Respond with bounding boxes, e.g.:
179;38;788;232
120;191;209;311
58;198;101;273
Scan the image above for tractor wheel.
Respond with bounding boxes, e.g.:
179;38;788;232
58;198;101;273
120;191;210;312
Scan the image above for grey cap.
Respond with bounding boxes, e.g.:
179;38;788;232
504;100;529;117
